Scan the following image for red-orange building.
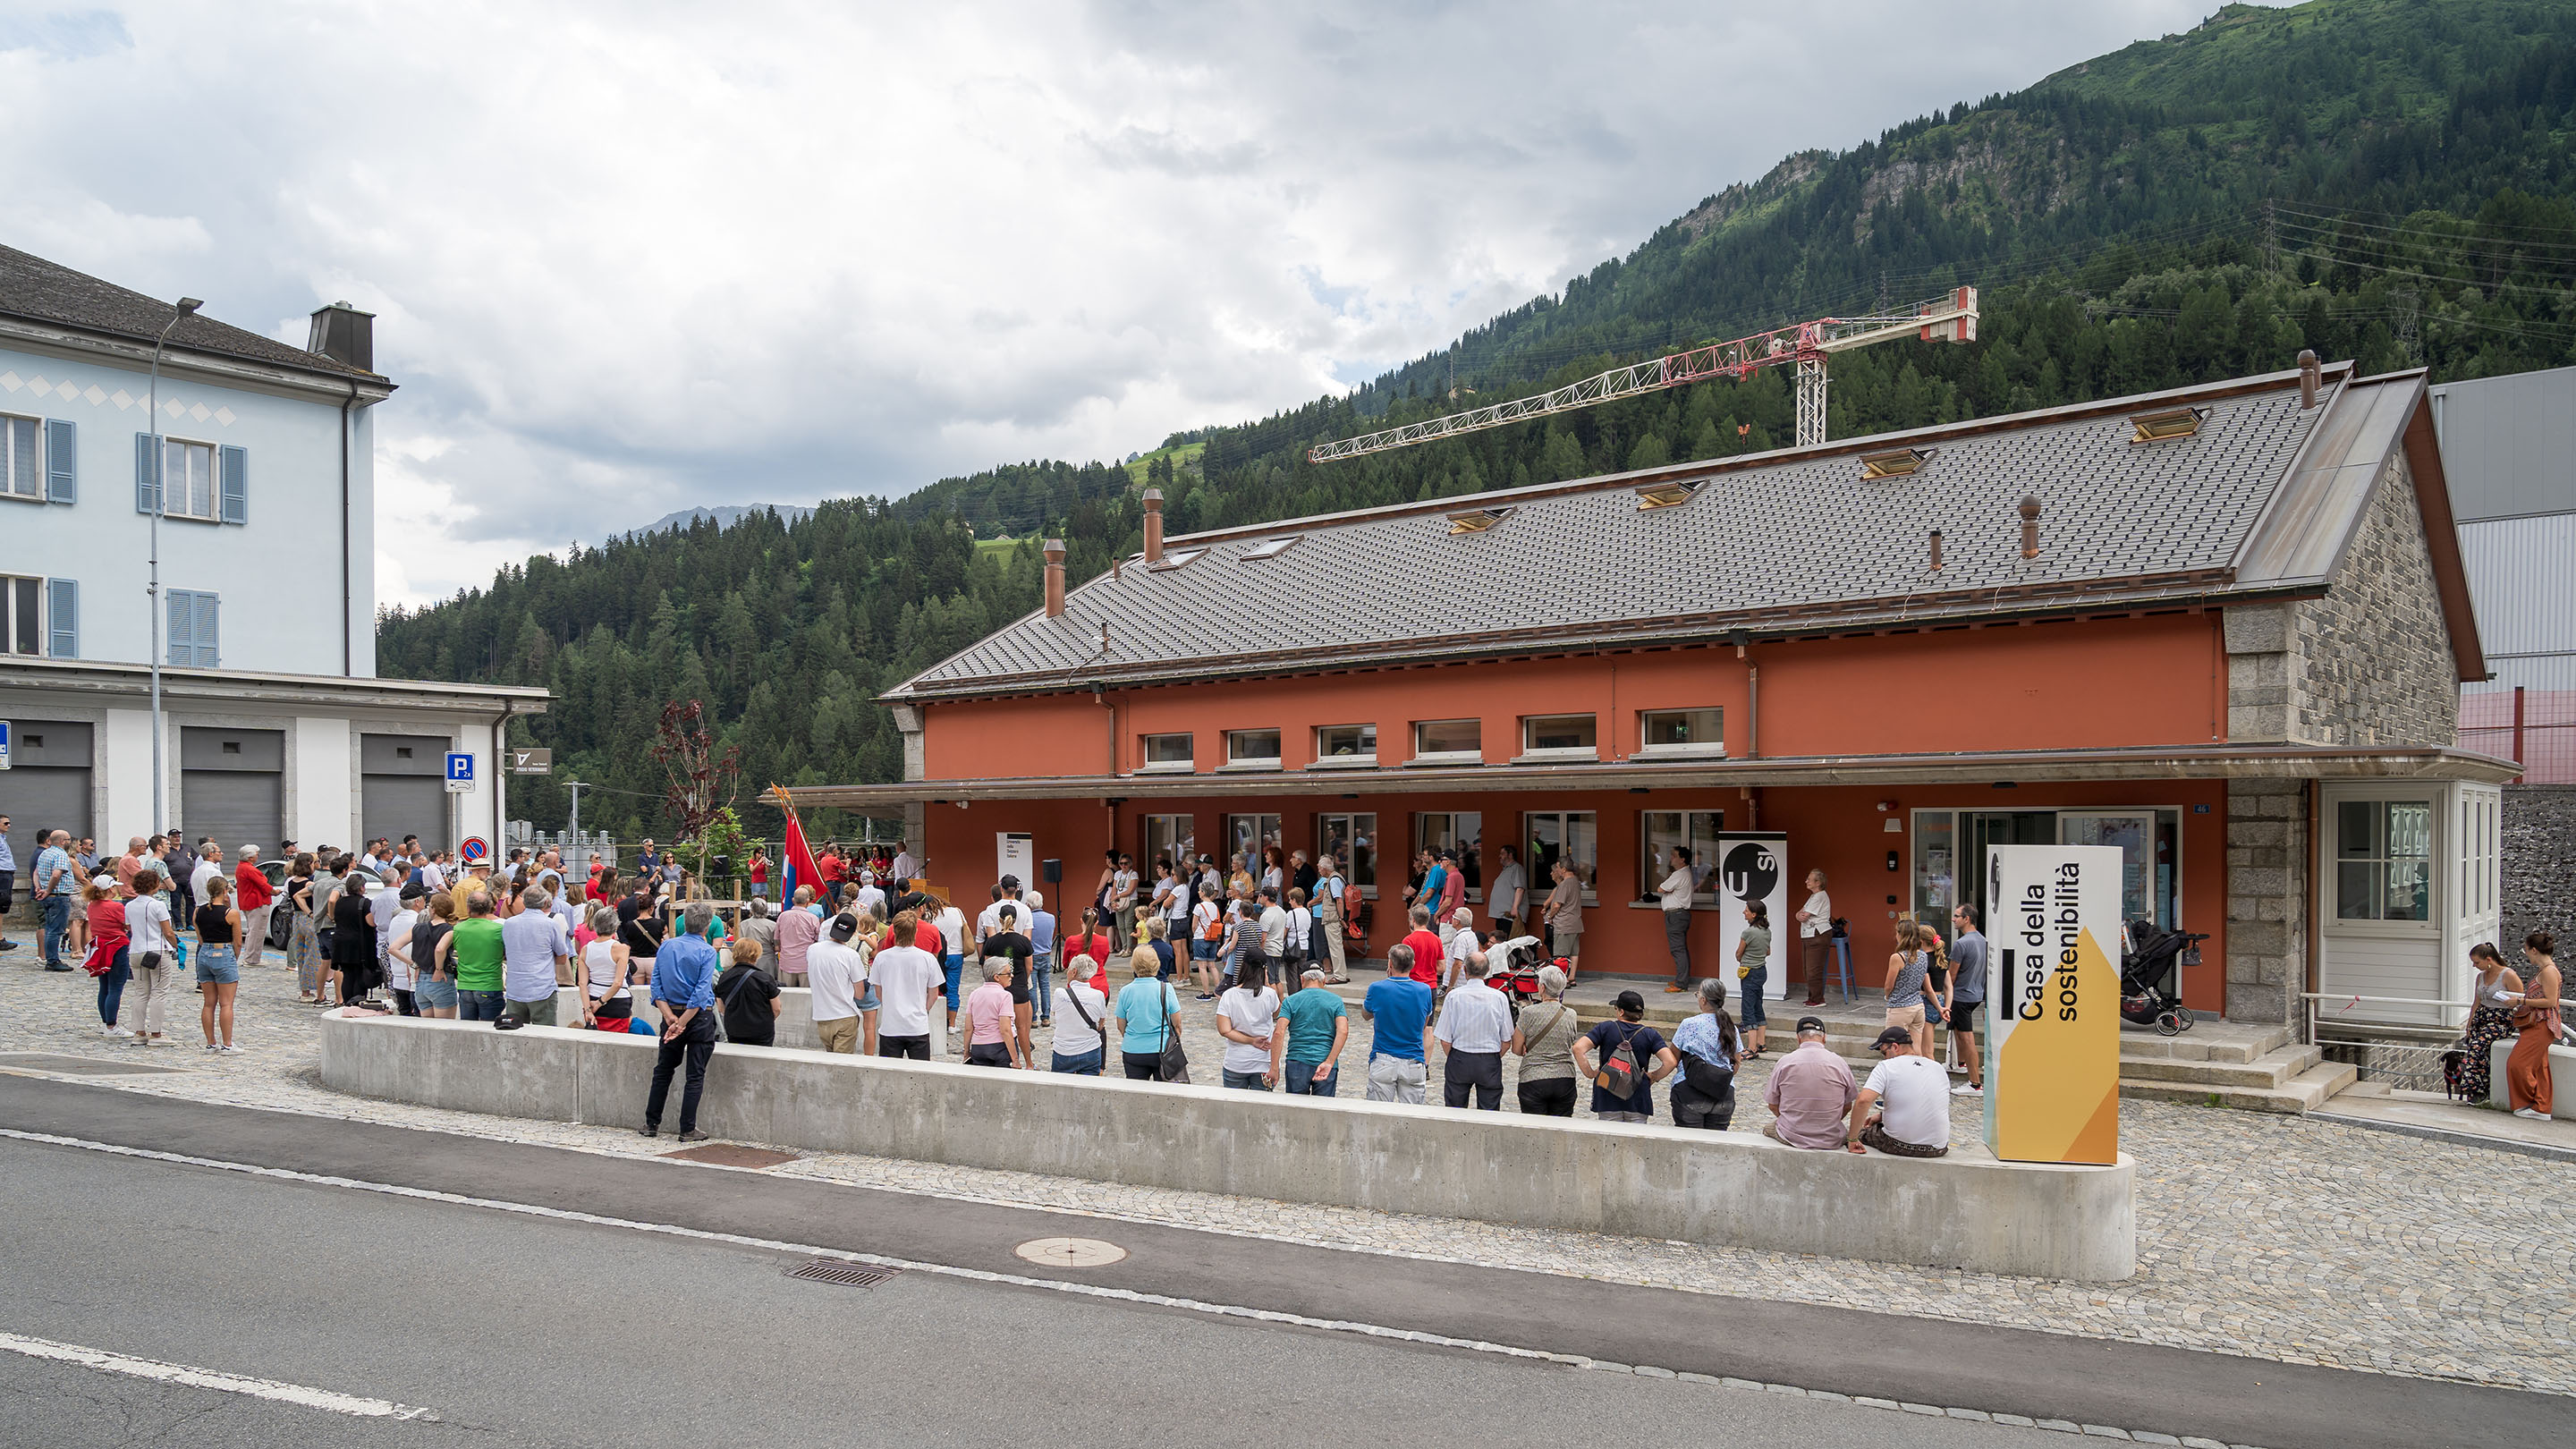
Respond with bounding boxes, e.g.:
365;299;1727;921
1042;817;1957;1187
800;360;2512;1028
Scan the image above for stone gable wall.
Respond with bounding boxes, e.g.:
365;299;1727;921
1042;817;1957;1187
2288;453;2461;746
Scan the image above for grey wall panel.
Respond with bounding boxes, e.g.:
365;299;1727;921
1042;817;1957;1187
362;775;448;854
2430;367;2576;522
2;767;90;871
179;727;285;772
4;719;93;767
359;733;447;775
2457;514;2576;657
182;770;283;859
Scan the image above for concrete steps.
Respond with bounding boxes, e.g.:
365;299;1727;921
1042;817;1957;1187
2120;1056;2358;1114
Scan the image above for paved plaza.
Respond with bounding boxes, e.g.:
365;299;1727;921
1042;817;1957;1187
4;953;2572;1401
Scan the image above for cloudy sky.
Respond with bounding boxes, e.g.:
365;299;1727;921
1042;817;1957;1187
2;1;2250;605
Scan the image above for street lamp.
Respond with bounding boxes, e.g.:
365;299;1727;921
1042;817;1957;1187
148;295;204;835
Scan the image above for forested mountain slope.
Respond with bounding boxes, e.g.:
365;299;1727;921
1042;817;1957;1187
378;0;2576;838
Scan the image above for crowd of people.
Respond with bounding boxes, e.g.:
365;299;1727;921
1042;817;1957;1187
13;818;2557;1148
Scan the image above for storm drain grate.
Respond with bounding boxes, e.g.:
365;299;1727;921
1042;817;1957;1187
785;1259;899;1289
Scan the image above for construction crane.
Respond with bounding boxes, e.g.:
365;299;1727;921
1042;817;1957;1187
1307;286;1978;463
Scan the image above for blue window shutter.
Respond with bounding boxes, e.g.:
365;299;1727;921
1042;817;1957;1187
134;432;158;513
218;445;247;524
47;579;77;657
196;592;220;666
165;589;191;665
45;419;75;503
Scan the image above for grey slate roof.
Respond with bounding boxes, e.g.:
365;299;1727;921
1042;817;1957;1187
0;243;383;382
890;364;2428;700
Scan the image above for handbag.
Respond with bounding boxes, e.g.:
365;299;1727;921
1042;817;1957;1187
1681;1020;1740;1097
1157;984;1191;1083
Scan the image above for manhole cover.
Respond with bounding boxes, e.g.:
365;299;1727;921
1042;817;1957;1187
0;1051;191;1078
1014;1237;1128;1268
786;1259;898;1289
661;1142;799;1169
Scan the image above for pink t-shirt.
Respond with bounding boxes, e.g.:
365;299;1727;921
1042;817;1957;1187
775;907;821;974
964;981;1014;1046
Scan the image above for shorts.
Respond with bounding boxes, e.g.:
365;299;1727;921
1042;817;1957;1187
504;996;559;1028
878;1034;930;1060
817;1016;860;1054
1885;1003;1927;1033
193;945;239;985
1050;1047;1104;1075
1551;929;1581;957
1191;941;1218;962
1949;998;1983;1035
964;1042;1014;1068
855;984;880;1013
413;976;459;1010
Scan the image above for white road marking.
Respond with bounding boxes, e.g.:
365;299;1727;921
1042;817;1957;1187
0;1128;2265;1449
0;1331;436;1419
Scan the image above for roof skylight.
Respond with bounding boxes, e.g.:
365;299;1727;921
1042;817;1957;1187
1241;536;1299;561
2130;407;2207;443
1446;507;1514;535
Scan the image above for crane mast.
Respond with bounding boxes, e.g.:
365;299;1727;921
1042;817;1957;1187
1308;286;1978;464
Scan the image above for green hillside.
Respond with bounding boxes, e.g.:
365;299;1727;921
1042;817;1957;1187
377;0;2576;840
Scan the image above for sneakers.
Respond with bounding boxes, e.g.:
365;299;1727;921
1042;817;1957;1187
675;1130;710;1144
102;1026;132;1038
203;1043;222;1054
1947;1063;1969;1075
1951;1083;1984;1097
638;1124;660;1139
1663;984;1687;993
219;1045;242;1055
2512;1107;2552;1121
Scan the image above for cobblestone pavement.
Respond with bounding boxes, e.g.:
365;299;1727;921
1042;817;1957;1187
5;953;2572;1399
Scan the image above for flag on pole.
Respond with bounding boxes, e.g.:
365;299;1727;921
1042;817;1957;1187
769;785;825;904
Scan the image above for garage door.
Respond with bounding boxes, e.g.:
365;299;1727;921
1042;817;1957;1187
181;727;284;859
1;719;93;874
360;733;451;852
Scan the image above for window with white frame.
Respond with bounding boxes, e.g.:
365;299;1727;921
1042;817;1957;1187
1638;708;1724;756
1141;814;1195;875
1521;714;1597;754
1411;718;1480;760
162;438;218;521
1315;724;1377;761
1140;732;1193;769
1523;810;1597;897
2;415;39;499
2335;799;2433;923
1413;812;1483;899
3;574;42;656
1640;810;1724;902
1318;812;1377;894
1224;728;1282;767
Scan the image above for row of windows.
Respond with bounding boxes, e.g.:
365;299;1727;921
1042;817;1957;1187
0;412;250;524
0;573;217;665
1138;708;1724;770
1131;808;1731;904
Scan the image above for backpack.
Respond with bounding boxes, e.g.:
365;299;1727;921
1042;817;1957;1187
1595;1021;1645;1099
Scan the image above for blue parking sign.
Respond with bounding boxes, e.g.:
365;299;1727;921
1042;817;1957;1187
445;752;474;783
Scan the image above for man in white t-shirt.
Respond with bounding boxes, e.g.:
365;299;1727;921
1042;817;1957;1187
854;880;887;921
1850;1027;1951;1157
805;913;871;1055
188;845;225;916
872;912;945;1060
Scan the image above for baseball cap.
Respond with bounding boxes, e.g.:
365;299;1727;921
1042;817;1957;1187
828;912;859;942
1794;1015;1828;1034
1872;1026;1915;1049
1612;989;1646;1013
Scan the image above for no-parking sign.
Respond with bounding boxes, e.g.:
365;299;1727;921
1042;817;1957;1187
460;836;490;864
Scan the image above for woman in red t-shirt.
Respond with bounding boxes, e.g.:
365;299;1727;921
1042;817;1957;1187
71;876;133;1033
1062;906;1115;993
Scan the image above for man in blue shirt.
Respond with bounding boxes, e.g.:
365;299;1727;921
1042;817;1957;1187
1028;904;1058;1027
643;902;722;1142
32;828;80;970
1361;943;1435;1105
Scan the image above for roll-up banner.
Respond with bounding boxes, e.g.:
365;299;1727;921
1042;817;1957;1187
1985;843;2122;1165
1715;832;1791;1003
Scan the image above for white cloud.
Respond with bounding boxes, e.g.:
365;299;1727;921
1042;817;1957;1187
1;0;2248;605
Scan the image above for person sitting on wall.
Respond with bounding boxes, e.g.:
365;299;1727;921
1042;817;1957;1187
1848;1027;1951;1157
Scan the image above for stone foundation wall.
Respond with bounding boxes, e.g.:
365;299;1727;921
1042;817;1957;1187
2224;777;2309;1026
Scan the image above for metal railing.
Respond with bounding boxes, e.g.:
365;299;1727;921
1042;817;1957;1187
2300;992;2470;1095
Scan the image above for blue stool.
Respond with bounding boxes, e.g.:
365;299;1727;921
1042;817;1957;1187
1833;936;1854;1005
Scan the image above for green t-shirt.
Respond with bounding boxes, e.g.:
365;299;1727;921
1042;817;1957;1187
451;917;507;993
1280;986;1347;1064
1739;924;1773;972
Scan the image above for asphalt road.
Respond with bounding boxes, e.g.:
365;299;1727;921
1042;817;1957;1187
0;1074;2556;1448
1;1132;2070;1449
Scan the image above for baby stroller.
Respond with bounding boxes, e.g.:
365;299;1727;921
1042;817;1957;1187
2120;919;2205;1037
1485;936;1554;1022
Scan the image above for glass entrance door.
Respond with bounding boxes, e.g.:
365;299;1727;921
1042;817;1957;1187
2059;812;2159;930
1226;814;1282;876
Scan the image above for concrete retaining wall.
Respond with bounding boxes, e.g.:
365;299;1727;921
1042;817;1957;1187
319;1012;2135;1281
2490;1039;2576;1120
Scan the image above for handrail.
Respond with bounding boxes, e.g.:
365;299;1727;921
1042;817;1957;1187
2300;991;2469;1050
2299;993;2470;1007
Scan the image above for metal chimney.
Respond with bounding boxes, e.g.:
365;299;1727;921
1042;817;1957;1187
1043;538;1067;617
2298;349;2320;410
308;301;376;372
1928;529;1945;571
1141;487;1165;563
2019;496;2042;559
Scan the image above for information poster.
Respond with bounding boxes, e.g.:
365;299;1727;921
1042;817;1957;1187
1715;833;1791;1004
1984;843;2122;1165
996;832;1035;893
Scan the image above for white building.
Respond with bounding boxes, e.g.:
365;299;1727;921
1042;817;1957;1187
1;243;546;866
